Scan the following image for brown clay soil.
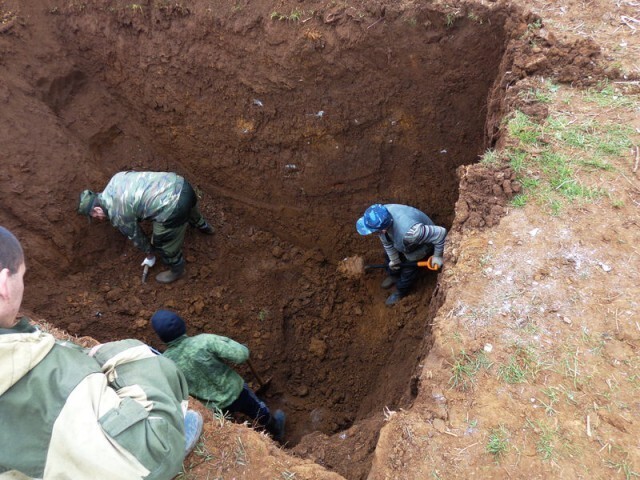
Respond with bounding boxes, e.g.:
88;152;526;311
1;0;639;478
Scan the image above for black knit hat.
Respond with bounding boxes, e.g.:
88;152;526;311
151;310;186;343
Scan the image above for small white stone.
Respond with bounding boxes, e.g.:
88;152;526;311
529;228;540;237
484;343;493;353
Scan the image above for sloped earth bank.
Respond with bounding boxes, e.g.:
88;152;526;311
2;0;638;479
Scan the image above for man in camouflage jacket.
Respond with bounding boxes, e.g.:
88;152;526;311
77;171;214;283
0;226;201;479
151;309;286;443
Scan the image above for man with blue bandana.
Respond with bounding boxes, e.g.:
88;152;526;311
356;204;447;306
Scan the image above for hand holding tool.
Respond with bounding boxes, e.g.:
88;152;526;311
388;258;402;271
426;255;443;270
141;255;155;284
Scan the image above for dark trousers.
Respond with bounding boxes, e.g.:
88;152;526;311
385;249;432;295
226;384;273;430
152;181;206;267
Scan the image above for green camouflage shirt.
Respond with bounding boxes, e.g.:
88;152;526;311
163;334;248;409
98;171;185;253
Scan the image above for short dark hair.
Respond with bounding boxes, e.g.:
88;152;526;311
0;226;24;273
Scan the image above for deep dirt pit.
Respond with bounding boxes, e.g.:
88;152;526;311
2;0;535;478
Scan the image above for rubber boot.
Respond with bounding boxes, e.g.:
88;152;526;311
198;222;215;235
156;262;185;284
380;276;398;289
266;410;286;443
385;291;405;306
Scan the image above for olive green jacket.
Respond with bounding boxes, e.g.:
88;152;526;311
0;318;189;479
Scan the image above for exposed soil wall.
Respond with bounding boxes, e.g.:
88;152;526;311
2;0;511;448
0;0;564;478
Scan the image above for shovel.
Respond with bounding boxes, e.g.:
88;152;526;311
141;265;150;283
247;359;272;394
338;255;440;279
365;258;440;271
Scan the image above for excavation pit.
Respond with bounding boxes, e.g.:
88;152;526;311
5;2;518;478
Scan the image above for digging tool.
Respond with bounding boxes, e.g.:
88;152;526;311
365;257;440;271
141;255;155;283
247;359;272;394
338;255;440;279
141;265;150;283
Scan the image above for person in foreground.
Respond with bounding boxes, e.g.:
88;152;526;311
0;226;203;479
77;171;214;284
151;309;286;443
356;203;448;306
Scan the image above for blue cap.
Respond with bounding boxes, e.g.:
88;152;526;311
151;309;186;343
356;204;392;235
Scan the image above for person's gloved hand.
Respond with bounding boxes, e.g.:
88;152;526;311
141;255;156;268
389;258;402;271
427;255;443;270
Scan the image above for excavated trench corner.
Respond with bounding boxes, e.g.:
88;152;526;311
34;4;511;479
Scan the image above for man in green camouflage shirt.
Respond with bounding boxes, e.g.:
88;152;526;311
77;171;214;283
151;309;286;443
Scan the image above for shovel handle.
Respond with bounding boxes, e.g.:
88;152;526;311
141;265;150;283
247;359;265;388
365;260;437;270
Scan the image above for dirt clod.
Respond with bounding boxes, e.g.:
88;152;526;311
337;256;366;279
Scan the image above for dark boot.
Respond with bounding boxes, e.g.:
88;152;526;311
380;276;398;289
266;410;286;443
198;222;215;235
156;262;185;284
385;291;405;306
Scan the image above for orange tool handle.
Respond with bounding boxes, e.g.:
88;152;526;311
424;257;441;271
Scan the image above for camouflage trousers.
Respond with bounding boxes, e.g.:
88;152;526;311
152;181;207;267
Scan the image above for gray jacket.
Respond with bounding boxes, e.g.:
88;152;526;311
379;204;447;262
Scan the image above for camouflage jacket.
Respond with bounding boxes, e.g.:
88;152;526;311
163;334;248;410
98;171;185;254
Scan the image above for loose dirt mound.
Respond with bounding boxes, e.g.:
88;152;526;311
337;256;366;279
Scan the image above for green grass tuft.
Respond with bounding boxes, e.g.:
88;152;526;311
486;425;510;461
449;350;493;390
